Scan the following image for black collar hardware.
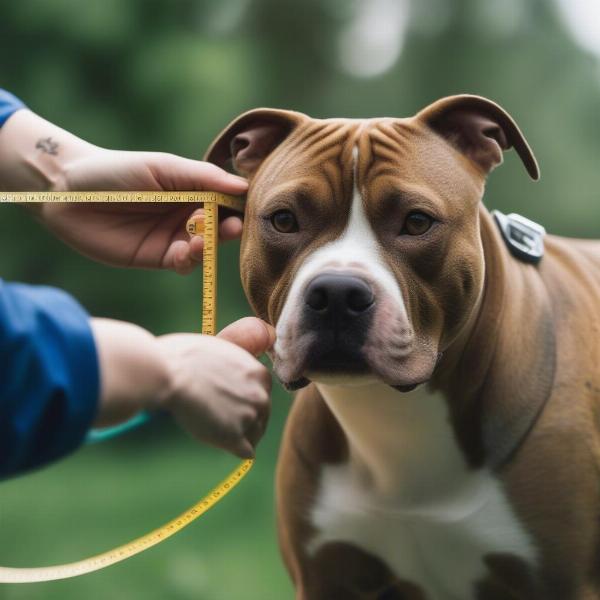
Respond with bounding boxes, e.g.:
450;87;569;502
492;210;545;264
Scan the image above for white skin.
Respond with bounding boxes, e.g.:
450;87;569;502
0;108;272;459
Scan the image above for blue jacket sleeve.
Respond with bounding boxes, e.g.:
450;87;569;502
0;280;100;478
0;89;26;127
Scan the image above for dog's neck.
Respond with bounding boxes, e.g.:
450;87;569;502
316;381;492;514
315;205;556;504
433;206;556;470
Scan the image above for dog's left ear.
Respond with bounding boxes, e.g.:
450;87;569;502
205;108;306;178
416;95;539;180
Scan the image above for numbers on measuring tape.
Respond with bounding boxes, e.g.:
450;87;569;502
0;191;246;210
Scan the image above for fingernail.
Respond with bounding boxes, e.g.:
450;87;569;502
229;174;248;186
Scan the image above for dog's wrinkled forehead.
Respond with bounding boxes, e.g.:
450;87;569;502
252;119;360;209
248;116;478;225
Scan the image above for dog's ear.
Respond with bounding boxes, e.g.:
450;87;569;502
205;109;306;178
416;95;539;180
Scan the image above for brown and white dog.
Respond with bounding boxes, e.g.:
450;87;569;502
206;95;600;599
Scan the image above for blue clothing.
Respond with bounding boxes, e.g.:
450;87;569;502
0;282;100;478
0;88;100;478
0;89;25;127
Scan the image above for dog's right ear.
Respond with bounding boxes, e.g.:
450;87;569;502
205;109;306;178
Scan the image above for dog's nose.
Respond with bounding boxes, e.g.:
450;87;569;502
305;274;374;316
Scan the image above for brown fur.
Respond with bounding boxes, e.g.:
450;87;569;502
207;96;600;599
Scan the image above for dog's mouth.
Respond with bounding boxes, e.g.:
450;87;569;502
274;335;436;393
280;349;370;391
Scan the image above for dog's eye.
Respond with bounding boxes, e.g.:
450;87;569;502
402;212;433;236
271;210;299;233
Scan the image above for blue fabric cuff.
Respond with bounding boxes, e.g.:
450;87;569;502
0;281;100;478
0;89;26;128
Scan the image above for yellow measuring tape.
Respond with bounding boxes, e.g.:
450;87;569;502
0;191;251;583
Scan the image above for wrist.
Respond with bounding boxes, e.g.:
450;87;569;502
0;109;95;191
90;318;173;427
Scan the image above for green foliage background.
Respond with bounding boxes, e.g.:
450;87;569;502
1;1;599;598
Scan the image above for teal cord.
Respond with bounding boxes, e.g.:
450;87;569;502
85;411;152;445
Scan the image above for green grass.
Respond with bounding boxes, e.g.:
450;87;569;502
0;388;295;600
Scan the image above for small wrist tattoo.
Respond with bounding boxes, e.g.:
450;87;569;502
36;137;59;156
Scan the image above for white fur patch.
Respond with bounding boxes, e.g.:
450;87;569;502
307;383;539;599
274;146;407;378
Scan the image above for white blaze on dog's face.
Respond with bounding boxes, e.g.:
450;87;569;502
273;146;414;389
205;97;538;391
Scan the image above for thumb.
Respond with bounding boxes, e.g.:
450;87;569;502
217;317;276;357
152;155;248;195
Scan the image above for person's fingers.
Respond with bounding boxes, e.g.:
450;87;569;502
161;240;182;270
219;216;244;241
190;161;248;193
233;438;256;460
245;417;267;449
186;210;242;242
152;155;248;195
188;235;205;262
248;393;271;442
185;209;243;262
162;240;198;274
166;223;242;267
173;242;197;275
217;317;276;357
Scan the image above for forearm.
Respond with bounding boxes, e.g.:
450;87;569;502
0;109;94;191
90;318;172;428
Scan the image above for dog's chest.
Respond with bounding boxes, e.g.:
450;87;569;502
307;384;538;600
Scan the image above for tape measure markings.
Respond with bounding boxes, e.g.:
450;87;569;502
0;460;253;583
0;191;245;209
201;202;218;337
0;191;250;583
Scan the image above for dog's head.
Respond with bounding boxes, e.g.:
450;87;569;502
207;95;538;391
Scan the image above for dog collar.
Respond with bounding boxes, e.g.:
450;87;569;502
492;210;545;264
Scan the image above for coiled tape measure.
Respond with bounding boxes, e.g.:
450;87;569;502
0;191;251;583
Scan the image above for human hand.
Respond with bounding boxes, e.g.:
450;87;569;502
91;317;275;459
39;148;247;273
0;109;246;273
157;317;274;458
